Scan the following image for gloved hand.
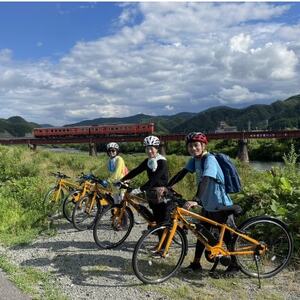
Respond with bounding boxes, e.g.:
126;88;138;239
114;181;122;188
130;187;142;195
101;180;109;188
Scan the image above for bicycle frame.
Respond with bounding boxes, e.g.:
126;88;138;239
157;206;266;259
52;178;80;203
78;182;113;214
116;191;156;227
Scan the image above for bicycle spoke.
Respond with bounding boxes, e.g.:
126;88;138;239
132;226;187;284
93;205;134;249
235;217;293;278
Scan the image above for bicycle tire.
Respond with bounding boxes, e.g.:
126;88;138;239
43;187;65;217
93;205;134;249
234;216;293;278
62;191;80;223
72;195;100;231
132;225;188;284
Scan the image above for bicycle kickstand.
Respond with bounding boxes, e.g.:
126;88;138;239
254;254;261;289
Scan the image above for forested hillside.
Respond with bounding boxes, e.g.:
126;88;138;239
2;94;300;136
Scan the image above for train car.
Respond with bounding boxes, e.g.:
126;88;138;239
89;123;154;136
33;122;155;138
33;126;90;138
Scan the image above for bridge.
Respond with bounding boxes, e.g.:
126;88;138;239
1;129;300;162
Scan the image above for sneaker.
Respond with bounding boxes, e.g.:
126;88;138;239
222;264;240;277
181;262;202;273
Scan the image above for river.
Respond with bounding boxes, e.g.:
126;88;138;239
249;161;284;171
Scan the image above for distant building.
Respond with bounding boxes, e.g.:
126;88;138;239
215;121;237;133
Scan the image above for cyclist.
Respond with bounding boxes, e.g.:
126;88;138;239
120;136;171;225
106;142;128;204
168;132;240;276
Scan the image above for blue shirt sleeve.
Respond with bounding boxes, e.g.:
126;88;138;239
184;157;195;173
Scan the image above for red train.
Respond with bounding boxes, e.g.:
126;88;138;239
33;123;155;138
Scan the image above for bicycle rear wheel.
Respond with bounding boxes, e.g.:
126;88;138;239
93;205;134;249
43;187;65;217
234;216;293;278
72;195;100;231
132;225;187;284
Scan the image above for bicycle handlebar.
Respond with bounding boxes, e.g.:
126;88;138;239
77;173;109;188
49;171;70;179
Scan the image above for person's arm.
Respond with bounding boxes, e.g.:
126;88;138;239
195;176;210;200
167;168;189;186
121;159;147;181
141;159;168;190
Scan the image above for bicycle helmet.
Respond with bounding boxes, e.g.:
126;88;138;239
185;132;208;145
143;135;160;147
106;142;119;151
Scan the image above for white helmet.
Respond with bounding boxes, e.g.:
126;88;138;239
106;142;119;150
143;135;160;147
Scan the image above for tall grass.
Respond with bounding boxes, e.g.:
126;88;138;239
0;145;299;264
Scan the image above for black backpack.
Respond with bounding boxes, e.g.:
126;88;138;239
200;153;242;193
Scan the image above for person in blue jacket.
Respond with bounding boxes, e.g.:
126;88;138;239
168;132;239;276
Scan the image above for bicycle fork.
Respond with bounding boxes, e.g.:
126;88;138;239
158;221;179;258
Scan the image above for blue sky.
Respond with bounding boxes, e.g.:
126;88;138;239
0;3;124;60
0;2;300;125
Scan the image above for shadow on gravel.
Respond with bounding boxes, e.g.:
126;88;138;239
10;240;98;252
20;252;138;288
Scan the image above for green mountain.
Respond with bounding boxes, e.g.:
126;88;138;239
68;94;300;133
172;94;300;133
67;112;197;134
0;116;40;137
2;94;300;137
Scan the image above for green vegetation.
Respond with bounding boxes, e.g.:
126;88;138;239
0;144;299;262
0;255;68;300
0;145;299;298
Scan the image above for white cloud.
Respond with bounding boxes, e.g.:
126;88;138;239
230;34;252;53
0;3;299;125
218;85;267;104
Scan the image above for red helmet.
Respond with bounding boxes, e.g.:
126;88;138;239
185;132;208;145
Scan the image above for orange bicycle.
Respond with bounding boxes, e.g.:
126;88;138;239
132;189;293;285
44;172;80;217
72;175;114;231
93;183;197;249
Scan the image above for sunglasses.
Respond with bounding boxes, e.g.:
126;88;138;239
108;149;117;152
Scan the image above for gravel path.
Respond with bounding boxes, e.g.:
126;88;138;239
0;217;165;300
0;215;299;300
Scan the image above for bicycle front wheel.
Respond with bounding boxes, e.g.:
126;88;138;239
132;225;187;284
63;191;80;223
234;216;293;278
93;205;134;249
72;195;100;231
